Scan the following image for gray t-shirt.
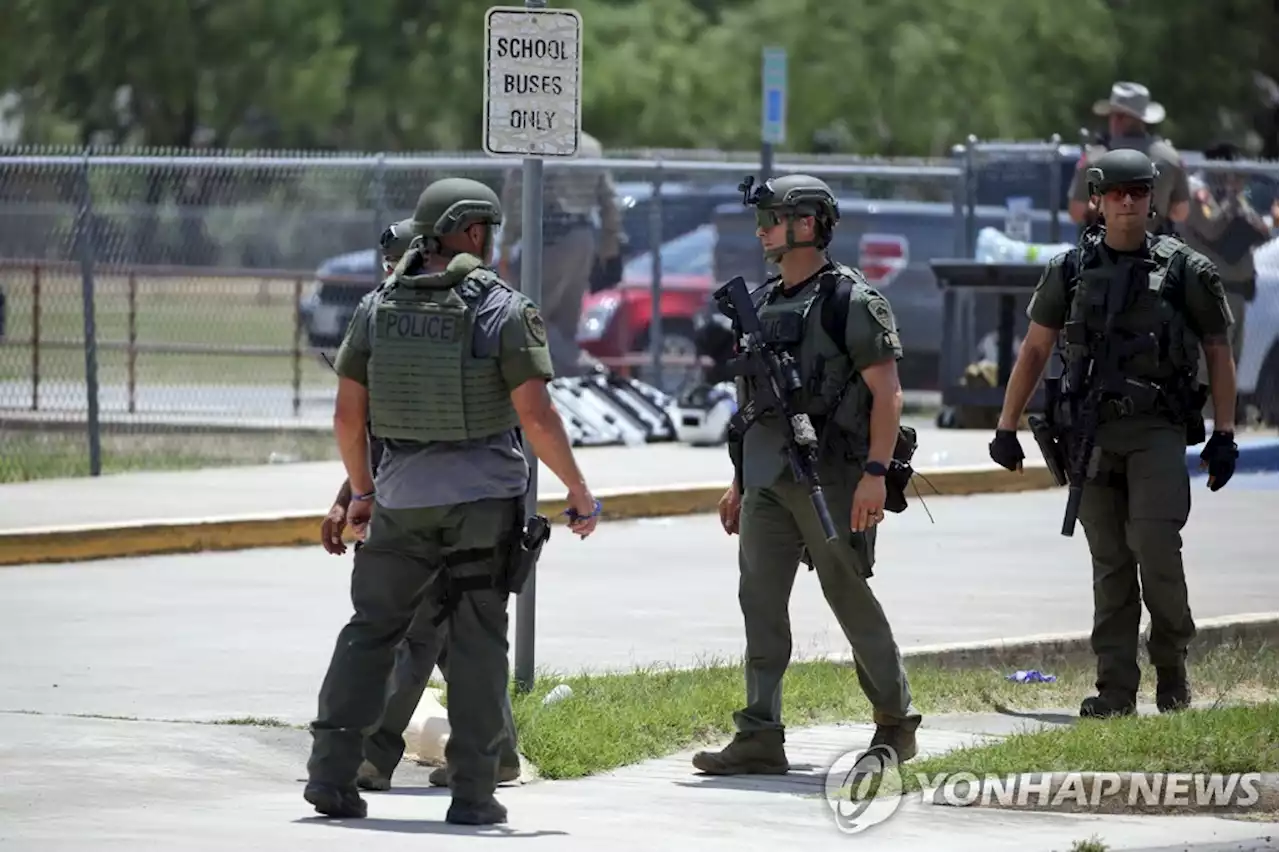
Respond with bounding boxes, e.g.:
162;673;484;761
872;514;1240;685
335;273;557;510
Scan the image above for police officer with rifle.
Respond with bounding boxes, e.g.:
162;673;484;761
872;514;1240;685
691;174;922;776
989;149;1239;719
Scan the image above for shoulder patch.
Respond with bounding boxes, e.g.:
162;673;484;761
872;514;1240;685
866;295;895;331
522;302;548;346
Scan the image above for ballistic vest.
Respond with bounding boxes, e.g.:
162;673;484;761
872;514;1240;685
1062;235;1201;394
367;253;520;443
740;264;873;487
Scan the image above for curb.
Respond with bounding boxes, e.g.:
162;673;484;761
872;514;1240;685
833;612;1280;671
0;463;1057;566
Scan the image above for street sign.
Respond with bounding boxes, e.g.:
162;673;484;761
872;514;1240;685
483;5;583;158
761;47;787;145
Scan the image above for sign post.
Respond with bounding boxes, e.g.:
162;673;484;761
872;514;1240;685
759;47;786;283
483;2;583;693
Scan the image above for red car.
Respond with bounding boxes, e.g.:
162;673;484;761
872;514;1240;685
575;223;909;391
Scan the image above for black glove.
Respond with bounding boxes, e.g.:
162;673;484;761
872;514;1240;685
1200;430;1238;491
988;429;1024;472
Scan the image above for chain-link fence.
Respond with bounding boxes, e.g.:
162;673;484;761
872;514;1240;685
0;144;1275;481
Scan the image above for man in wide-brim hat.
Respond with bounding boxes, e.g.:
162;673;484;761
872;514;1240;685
1068;82;1191;233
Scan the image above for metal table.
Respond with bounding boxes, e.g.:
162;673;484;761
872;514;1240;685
930;260;1050;412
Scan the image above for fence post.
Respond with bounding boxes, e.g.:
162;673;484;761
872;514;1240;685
371;154;388;287
292;277;303;417
1048;133;1063;244
127;272;137;414
648;160;665;389
76;149;103;476
30;263;40;411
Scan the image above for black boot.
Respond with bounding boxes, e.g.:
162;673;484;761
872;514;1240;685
1155;666;1191;713
446;797;508;825
303;781;368;818
1080;691;1136;718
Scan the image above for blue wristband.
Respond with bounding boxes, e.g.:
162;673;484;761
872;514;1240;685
564;499;602;521
352;490;376;502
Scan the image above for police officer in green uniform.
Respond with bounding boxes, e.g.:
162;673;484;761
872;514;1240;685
989;149;1239;718
318;217;523;795
691;175;922;775
304;178;602;825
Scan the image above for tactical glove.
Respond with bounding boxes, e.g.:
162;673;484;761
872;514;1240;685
1200;430;1238;491
988;429;1024;472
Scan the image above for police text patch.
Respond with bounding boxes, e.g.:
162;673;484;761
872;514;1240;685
376;308;460;342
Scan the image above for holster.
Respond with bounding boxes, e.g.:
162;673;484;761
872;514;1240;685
1027;413;1068;487
504;514;551;595
1183;383;1208;447
883;425;918;514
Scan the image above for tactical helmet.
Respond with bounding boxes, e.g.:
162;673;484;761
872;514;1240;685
740;173;840;259
411;177;503;259
1087;148;1158;195
378;218;419;265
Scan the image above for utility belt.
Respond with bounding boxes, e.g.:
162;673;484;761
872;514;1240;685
428;502;552;628
544;213;593;243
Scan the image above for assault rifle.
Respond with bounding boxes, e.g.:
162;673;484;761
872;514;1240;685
715;275;838;542
1055;250;1161;537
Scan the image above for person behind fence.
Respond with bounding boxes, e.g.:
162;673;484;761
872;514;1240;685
303;177;602;826
317;215;523;796
1176;140;1273;416
497;130;623;377
1069;82;1190;236
691;174;922;776
988;148;1239;720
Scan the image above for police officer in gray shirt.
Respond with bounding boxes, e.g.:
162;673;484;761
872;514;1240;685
318;217;522;794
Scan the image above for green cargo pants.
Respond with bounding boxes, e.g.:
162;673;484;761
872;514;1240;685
1076;416;1196;698
734;475;920;733
308;496;521;804
362;609;521;778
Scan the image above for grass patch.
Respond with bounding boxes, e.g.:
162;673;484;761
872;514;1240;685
504;642;1278;780
210;716;293;728
0;271;333;386
0;426;339;482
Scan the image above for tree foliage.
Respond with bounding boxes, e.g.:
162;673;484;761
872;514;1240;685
1;0;1275;157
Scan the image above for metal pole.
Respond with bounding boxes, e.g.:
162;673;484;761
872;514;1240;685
648;163;664;388
77;150;102;476
513;0;547;696
1047;134;1062;244
372;154;388;286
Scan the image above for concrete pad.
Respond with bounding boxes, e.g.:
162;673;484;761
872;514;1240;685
0;713;1274;852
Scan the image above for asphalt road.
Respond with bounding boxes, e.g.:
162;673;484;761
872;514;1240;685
1;478;1274;724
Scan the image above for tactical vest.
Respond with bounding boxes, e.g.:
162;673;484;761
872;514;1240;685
367;253;520;443
740;264;874;487
1060;235;1201;416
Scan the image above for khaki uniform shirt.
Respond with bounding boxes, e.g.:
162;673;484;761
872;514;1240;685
499;130;623;260
1177;174;1271;290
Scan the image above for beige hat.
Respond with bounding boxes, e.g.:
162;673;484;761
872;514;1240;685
1092;81;1165;124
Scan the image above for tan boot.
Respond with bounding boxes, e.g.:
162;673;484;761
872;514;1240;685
691;730;789;775
868;723;918;763
355;759;391;791
429;762;522;787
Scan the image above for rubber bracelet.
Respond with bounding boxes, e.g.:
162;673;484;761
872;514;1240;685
564;499;602;521
352;490;376;502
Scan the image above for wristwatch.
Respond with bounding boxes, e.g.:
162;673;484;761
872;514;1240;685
864;461;888;477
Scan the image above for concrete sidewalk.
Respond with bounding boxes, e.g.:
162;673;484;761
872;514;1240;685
1;707;1274;851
